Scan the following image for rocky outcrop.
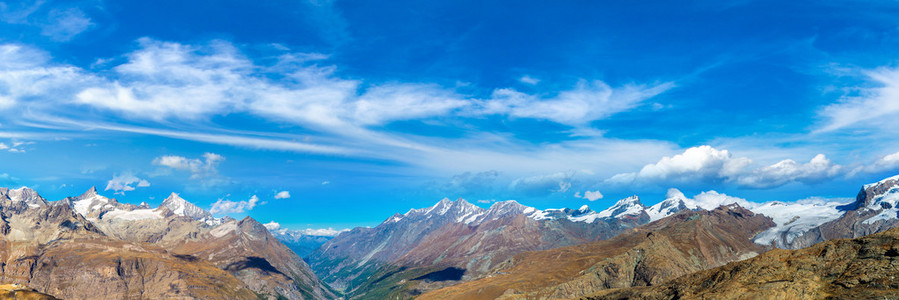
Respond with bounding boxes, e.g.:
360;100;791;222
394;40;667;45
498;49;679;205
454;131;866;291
588;226;899;299
0;283;59;300
419;205;774;300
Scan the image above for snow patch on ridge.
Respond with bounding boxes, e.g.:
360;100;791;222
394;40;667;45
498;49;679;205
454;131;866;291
104;208;163;221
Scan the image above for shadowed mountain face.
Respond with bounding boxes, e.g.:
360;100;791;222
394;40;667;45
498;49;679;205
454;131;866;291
419;205;775;300
588;226;899;300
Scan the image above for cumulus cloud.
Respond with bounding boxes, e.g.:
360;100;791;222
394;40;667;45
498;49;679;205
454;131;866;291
104;172;150;195
210;194;259;215
608;146;843;189
263;221;280;231
818;67;899;132
576;190;604;201
690;190;754;209
153;152;228;186
606;146;751;185
274;191;291;199
736;154;841;188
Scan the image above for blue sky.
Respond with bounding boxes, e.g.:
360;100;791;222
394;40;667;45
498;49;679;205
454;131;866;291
2;0;899;230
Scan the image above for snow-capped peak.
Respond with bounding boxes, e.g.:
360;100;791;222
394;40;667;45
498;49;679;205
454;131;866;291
160;192;212;220
596;195;646;219
578;205;590;212
69;187;116;217
863;174;899;189
0;187;48;208
645;188;693;221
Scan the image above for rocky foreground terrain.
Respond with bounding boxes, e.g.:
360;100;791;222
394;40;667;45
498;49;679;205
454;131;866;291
587;226;899;299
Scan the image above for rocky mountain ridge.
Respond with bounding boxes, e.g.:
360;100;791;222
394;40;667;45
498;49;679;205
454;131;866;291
0;186;334;300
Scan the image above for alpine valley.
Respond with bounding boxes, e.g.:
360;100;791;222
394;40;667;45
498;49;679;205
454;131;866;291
2;175;899;299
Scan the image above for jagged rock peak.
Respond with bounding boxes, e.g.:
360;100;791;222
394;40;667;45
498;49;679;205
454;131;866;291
853;174;899;209
82;186;99;197
597;195;647;218
160;192;212;220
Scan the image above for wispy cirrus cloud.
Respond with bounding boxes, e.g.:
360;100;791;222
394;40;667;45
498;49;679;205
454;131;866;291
818;67;899;133
153;153;230;187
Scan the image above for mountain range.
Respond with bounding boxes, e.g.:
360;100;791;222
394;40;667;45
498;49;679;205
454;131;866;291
297;174;899;299
0;187;333;299
0;174;898;299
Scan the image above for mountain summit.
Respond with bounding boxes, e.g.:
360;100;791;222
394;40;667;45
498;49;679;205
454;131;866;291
160;192;213;220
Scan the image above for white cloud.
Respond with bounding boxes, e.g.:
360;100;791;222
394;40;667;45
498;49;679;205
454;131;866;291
519;75;539;85
300;227;349;237
210;194;259;215
153;152;228;186
480;80;674;126
10;38;669;129
737;154;841;188
690;190;754;209
105;172;150;195
818;67;899;132
352;83;468;125
510;171;575;196
607;145;751;185
0;38;681;180
608;146;842;189
263;221;281;231
579;190;603;201
849;150;899;176
274;191;291;199
40;8;93;41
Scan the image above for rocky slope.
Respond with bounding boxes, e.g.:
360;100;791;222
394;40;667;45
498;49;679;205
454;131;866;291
0;188;259;299
588;226;899;299
419;205;774;300
0;186;335;300
67;188;335;299
307;197;652;296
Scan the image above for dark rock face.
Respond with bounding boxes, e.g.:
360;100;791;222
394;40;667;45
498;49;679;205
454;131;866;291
588;226;899;300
